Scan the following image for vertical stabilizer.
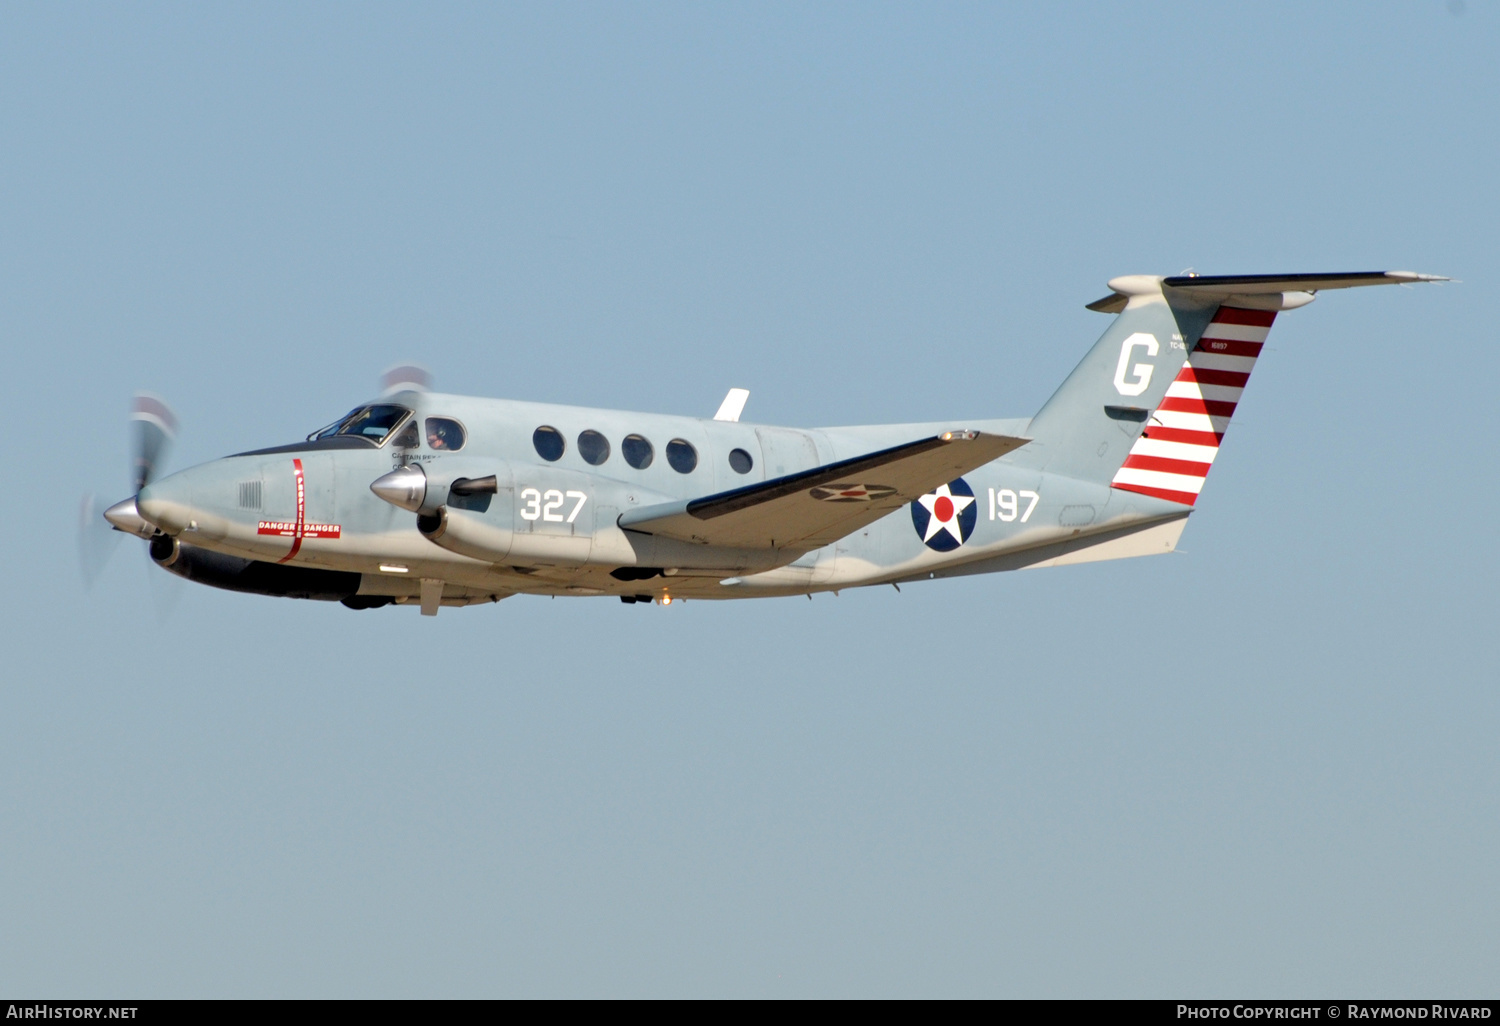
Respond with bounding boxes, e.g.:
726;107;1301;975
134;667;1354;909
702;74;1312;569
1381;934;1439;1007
1021;277;1214;485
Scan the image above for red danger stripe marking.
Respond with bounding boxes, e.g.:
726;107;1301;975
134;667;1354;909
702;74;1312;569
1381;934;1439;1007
261;523;342;539
253;459;340;562
279;459;305;562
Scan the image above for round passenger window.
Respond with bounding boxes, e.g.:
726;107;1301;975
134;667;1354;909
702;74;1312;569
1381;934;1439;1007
533;425;565;461
622;434;654;470
665;438;697;474
425;418;466;451
578;429;610;466
728;447;754;474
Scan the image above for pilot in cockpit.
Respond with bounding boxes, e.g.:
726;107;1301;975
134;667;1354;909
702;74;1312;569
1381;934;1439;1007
426;418;463;451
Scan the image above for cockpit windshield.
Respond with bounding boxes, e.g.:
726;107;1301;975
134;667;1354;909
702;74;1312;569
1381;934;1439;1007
309;404;411;445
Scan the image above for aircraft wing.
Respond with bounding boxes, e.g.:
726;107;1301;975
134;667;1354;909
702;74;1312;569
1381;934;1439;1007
618;431;1028;550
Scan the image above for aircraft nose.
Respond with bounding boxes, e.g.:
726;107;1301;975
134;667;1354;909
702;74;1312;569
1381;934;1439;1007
136;472;193;534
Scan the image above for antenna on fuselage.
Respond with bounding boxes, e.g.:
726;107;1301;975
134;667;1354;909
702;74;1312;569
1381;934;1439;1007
713;388;749;422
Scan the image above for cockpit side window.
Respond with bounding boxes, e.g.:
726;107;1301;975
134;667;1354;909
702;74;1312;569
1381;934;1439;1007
425;417;466;451
310;404;412;445
391;420;420;449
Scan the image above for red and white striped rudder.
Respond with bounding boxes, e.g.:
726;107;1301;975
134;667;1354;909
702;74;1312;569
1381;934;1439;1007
1110;306;1274;506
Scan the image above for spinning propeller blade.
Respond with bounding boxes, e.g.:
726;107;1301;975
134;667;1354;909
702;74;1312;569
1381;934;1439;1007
79;392;181;589
381;364;431;396
77;493;122;586
130;392;177;492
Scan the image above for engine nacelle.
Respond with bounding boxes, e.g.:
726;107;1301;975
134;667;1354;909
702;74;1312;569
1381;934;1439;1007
370;459;504;516
418;505;593;567
393;459;788;574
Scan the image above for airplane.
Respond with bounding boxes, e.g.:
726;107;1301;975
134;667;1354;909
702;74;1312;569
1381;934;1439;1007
88;270;1445;615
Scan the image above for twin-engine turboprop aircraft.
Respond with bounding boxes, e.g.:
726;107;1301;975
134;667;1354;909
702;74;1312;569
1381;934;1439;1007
93;271;1443;614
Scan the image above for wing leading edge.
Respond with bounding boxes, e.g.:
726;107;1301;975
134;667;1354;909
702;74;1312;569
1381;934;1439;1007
618;431;1028;551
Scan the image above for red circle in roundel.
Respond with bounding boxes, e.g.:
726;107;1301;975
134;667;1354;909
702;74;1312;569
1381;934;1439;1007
934;495;954;522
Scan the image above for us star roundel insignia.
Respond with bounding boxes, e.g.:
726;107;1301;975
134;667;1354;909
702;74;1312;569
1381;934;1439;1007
910;477;977;552
809;483;898;502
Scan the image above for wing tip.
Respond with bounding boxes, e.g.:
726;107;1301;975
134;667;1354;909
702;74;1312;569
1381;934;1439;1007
1383;270;1451;284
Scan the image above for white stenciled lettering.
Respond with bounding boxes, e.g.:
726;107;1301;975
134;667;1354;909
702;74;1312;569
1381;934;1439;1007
1019;490;1039;521
987;488;1040;523
520;487;589;523
542;489;565;521
995;488;1016;522
519;488;541;521
1113;332;1159;396
565;490;588;523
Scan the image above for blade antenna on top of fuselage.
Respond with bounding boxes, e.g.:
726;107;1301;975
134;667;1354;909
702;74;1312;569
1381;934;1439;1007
713;388;749;422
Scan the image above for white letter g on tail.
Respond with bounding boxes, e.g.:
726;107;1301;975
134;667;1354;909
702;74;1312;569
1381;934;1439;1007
1113;333;1159;396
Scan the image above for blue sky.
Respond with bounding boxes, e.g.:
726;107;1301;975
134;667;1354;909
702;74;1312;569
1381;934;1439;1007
2;2;1495;997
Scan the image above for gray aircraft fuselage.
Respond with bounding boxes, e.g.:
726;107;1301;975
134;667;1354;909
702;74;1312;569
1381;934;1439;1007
131;394;1181;609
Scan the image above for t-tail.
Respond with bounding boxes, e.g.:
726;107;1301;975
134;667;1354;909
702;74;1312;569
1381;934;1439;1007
1022;271;1447;503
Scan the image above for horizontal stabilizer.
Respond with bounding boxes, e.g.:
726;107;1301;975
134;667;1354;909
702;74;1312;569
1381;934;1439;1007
620;431;1028;550
1086;270;1447;312
1162;271;1448;293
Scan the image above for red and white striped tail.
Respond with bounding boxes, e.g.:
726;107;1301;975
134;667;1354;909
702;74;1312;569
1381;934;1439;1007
1110;306;1275;506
